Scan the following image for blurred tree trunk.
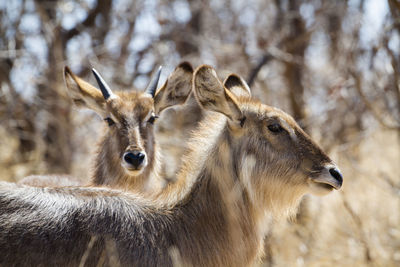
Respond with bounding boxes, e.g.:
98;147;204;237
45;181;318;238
32;0;112;173
0;58;36;157
34;1;72;173
282;0;310;129
0;5;36;162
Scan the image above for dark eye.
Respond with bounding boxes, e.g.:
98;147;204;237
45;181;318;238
267;123;284;133
104;118;115;126
147;114;159;125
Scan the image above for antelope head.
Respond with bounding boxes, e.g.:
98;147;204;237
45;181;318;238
194;66;343;214
63;63;193;186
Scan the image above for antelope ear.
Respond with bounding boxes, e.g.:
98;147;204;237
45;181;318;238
63;66;107;117
153;62;194;114
193;65;243;123
223;74;251;97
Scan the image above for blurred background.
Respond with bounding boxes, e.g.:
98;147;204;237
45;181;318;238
0;0;399;266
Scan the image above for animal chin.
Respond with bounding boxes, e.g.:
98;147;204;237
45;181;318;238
125;168;144;176
121;163;146;176
317;182;335;190
308;180;334;196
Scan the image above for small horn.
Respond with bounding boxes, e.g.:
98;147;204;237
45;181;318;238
92;68;116;100
145;66;162;97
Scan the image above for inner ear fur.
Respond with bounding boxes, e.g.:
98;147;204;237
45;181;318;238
63;66;107;117
153;61;194;114
223;74;251;98
193;65;243;122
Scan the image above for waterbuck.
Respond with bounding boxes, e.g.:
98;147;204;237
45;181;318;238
0;65;343;266
158;68;251;180
19;62;194;192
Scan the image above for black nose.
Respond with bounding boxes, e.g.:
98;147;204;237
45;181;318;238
329;167;343;186
123;151;146;168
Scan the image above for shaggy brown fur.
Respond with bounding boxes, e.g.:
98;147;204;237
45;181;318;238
20;62;194;193
0;65;342;266
18;174;83;187
157;70;252;181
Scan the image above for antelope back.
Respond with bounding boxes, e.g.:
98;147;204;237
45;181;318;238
19;174;83;187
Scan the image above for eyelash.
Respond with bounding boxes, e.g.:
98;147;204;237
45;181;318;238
147;114;159;125
267;123;284;133
104;118;115;126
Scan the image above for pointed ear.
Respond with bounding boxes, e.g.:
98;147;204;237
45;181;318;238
193;65;243;123
223;74;251;97
153;62;194;114
63;66;108;117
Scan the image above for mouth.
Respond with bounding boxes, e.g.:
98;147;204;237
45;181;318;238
312;177;341;190
309;164;343;191
315;182;335;190
121;163;146;176
308;166;343;196
308;180;336;196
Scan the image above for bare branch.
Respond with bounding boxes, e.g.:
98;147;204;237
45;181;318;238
341;194;373;265
247;53;273;87
350;70;400;130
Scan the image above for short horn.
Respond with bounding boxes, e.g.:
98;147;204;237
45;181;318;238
145;66;162;97
92;68;116;100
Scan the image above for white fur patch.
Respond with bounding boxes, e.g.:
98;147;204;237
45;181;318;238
144;93;154;99
278;118;297;141
108;94;118;100
241;154;257;203
239;77;251;95
131;127;144;148
266;111;279;118
109;113;119;123
211;69;218;78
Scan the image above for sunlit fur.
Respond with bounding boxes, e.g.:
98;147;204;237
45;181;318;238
19;174;83;187
89;62;193;192
0;65;340;266
20;63;194;194
91;90;162;192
